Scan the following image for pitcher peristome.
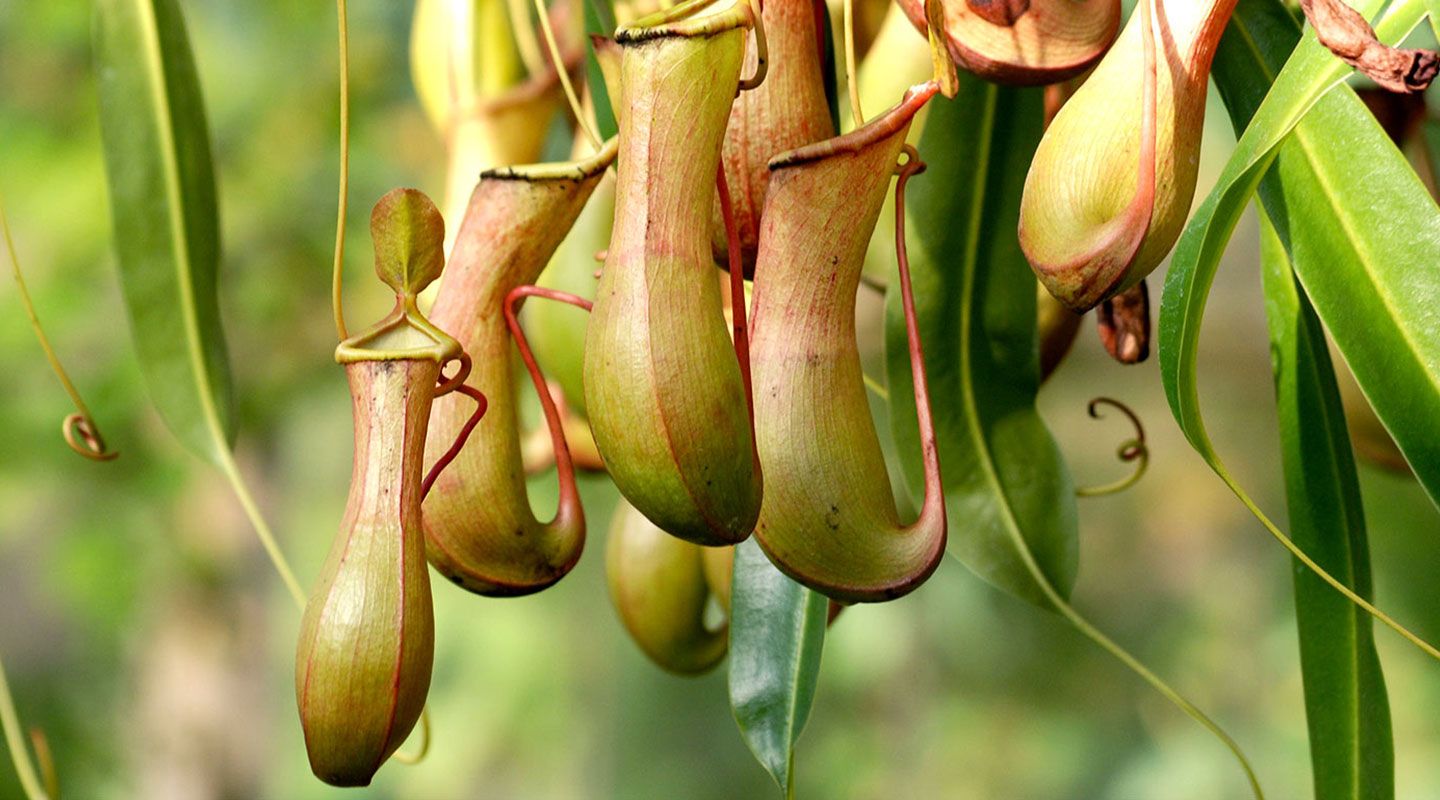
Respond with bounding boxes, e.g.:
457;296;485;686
895;0;1120;85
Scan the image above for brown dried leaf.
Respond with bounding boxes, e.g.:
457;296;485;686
1299;0;1439;93
1096;279;1150;364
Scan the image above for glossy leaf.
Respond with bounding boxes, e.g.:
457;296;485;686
1159;0;1437;506
1260;211;1393;800
95;0;234;467
94;0;305;607
885;75;1077;610
728;539;827;799
884;74;1264;797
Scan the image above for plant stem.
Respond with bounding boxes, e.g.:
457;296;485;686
332;0;351;342
217;447;306;610
534;0;602;149
1;186;114;461
506;0;547;76
843;0;863;128
0;652;50;800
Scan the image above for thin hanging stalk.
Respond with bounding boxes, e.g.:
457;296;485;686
844;0;864;126
535;0;602;148
1;186;116;461
506;0;548;76
0;651;51;800
332;0;351;341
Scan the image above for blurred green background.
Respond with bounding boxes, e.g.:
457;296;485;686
2;2;1439;798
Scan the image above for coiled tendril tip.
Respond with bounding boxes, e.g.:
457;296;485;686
1075;396;1148;497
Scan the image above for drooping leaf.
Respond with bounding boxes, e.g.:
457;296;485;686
94;0;234;467
1215;4;1397;793
885;71;1265;799
728;539;827;799
1260;210;1393;800
94;0;305;607
1159;0;1438;507
884;74;1077;610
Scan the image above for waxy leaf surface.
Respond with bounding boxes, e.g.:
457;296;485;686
95;0;233;467
1261;211;1393;800
885;75;1077;609
1211;7;1396;794
1160;0;1440;508
728;539;827;798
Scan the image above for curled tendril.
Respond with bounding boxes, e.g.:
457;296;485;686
433;352;473;398
422;377;488;500
390;706;431;765
62;414;117;462
1075;396;1148;497
895;143;926;176
3;186;117;463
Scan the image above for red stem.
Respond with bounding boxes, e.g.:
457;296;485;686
503;284;593;524
423;383;487;499
716;165;755;422
894;149;945;530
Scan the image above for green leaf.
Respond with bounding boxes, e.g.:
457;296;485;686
1260;211;1393;800
1160;0;1437;506
884;74;1077;610
728;539;827;799
887;75;1266;797
94;0;305;607
370;188;446;296
583;0;618;141
95;0;233;468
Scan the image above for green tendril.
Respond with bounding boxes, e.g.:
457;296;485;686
1075;396;1149;497
2;187;117;462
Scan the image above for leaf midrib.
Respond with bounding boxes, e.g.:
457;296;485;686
135;0;230;462
951;84;1059;602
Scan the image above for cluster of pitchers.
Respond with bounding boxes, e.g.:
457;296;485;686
293;0;1238;785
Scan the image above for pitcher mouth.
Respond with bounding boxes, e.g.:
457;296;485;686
616;0;755;44
768;82;939;171
481;136;620;183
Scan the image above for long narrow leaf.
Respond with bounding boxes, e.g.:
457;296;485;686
1258;86;1440;510
1159;0;1436;503
1261;211;1393;800
884;75;1076;609
1215;3;1396;794
94;0;304;606
728;539;828;799
887;74;1265;796
94;0;234;467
